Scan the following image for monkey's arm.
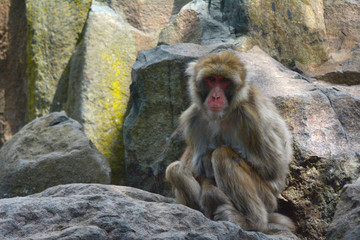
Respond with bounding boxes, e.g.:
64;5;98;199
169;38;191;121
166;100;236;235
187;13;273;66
237;89;292;182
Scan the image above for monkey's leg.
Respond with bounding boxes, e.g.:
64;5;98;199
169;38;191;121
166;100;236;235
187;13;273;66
165;161;201;210
211;146;268;232
200;177;248;226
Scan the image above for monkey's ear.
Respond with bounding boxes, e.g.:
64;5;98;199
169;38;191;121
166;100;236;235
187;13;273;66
186;61;197;76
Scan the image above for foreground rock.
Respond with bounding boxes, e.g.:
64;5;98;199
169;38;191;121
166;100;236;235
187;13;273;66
327;178;360;239
0;183;297;239
0;112;110;198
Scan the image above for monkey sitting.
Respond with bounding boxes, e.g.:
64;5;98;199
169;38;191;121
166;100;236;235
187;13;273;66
166;51;295;232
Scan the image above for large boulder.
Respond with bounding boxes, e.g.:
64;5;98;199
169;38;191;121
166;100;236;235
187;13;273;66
59;2;138;185
299;0;360;85
95;0;190;51
0;111;110;198
248;0;329;67
26;0;92;120
158;8;202;45
0;183;297;239
0;0;27;147
124;43;360;239
50;0;191;185
159;0;250;47
235;46;360;239
327;178;360;239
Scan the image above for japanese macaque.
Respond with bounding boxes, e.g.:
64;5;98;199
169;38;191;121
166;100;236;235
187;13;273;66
166;51;295;232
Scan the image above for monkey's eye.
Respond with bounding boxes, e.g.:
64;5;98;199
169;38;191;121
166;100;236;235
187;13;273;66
221;78;230;83
207;77;216;82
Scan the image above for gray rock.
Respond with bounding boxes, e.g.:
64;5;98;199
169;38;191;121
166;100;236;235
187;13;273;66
327;179;360;240
240;47;360;239
0;112;110;198
173;0;249;45
0;183;297;239
63;2;137;185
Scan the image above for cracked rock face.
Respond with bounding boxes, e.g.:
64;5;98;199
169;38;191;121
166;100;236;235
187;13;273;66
0;111;111;198
327;178;360;239
124;43;360;239
0;183;297;240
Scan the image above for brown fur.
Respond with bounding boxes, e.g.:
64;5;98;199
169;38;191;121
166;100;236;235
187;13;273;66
166;51;294;232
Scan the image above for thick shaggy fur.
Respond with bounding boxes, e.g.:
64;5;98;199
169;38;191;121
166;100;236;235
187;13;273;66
166;51;294;232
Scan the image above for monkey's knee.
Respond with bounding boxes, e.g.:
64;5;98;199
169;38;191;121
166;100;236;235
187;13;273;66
165;161;181;185
166;161;201;209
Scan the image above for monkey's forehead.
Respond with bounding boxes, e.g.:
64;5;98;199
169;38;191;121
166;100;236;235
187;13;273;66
193;51;245;79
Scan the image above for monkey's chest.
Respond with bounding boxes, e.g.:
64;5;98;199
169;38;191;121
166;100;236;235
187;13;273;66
207;130;243;151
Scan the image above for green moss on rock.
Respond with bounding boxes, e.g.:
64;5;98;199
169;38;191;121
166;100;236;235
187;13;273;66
25;0;91;120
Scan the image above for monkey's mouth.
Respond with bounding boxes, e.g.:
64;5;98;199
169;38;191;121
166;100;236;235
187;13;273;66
209;107;224;113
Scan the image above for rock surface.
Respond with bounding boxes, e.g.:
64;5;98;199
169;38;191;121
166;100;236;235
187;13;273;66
59;1;137;185
248;0;329;67
49;0;190;185
0;112;110;198
327;178;360;240
300;0;360;84
0;90;4;146
0;0;27;147
0;183;297;240
158;8;202;45
26;0;92;120
160;0;250;46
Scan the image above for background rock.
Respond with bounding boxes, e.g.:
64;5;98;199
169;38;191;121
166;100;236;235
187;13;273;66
161;0;251;46
239;47;360;240
0;90;4;145
300;0;360;85
248;0;329;67
327;178;360;240
0;183;297;240
26;0;92;120
0;0;27;147
95;0;190;51
59;1;137;186
51;0;191;185
0;112;110;198
158;8;202;45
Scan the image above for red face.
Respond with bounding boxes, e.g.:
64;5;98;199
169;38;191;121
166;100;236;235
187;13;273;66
204;76;231;113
